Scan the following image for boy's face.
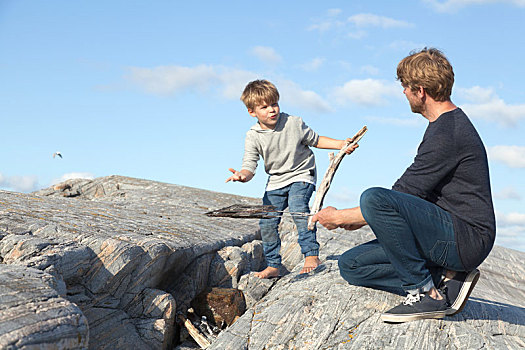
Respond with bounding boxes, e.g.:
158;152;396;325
248;101;280;130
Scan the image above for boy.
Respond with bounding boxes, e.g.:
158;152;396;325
226;79;354;279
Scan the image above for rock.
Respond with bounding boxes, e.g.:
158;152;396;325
191;287;246;328
0;264;89;349
1;175;524;349
208;225;525;349
237;273;279;309
1;175;261;349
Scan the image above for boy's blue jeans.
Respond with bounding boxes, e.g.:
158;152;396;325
339;187;465;295
260;182;319;268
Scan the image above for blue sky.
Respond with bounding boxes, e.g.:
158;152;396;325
1;0;525;251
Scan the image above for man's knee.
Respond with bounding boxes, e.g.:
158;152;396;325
359;187;395;222
360;187;389;209
338;249;367;286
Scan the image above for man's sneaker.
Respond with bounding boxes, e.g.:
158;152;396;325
441;269;480;316
381;292;448;323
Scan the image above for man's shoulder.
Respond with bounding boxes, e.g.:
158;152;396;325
442;108;478;133
432;108;471;132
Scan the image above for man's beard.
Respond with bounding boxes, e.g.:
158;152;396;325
409;99;424;114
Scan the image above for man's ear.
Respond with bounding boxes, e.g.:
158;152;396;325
417;86;426;97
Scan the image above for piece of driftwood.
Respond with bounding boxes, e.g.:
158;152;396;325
179;314;211;349
205;204;311;219
308;126;367;230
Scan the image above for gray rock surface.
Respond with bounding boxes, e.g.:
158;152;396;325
0;175;524;349
0;264;89;349
1;176;262;349
209;225;525;350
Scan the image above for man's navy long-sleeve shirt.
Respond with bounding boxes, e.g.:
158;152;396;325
392;108;495;270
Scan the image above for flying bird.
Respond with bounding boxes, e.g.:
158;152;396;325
53;151;62;159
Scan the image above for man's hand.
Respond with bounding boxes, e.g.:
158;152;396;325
225;168;250;183
311;206;367;231
311;206;341;230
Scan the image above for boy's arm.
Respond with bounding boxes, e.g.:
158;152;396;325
225;168;254;183
315;136;357;153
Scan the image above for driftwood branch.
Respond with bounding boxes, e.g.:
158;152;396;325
179;314;211;349
308;126;367;230
205;204;311;219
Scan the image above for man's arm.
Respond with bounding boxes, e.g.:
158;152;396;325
225;168;254;183
311;206;367;231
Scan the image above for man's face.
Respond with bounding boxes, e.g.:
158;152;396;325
403;85;424;114
249;101;280;130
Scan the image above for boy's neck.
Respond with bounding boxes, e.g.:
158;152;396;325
258;121;276;130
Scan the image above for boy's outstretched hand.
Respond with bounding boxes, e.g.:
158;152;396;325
225;168;253;183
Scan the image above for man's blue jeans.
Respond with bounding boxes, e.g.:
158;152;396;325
339;187;465;294
260;182;319;268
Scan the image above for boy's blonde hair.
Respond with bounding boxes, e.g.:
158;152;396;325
240;80;280;110
396;47;454;102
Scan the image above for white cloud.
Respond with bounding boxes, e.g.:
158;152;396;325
457;86;494;102
360;65;380;75
126;64;331;113
495;225;525;252
299;58;325;71
365;115;426;127
347;13;414;28
127;64;257;99
216;68;258;100
494;186;522;200
277;79;333;114
497;211;525;225
310;11;412;40
333;79;401;106
424;0;525;13
326;187;359;207
250;46;282;65
308;9;346;32
309;20;343;32
127;65;219;95
50;172;95;186
458;86;525;127
495;210;525;251
327;8;342;16
0;172;39;192
488;145;525;168
389;40;424;52
347;30;368;39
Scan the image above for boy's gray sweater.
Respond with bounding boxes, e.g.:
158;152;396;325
241;113;319;192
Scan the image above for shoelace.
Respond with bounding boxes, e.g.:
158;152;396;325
403;293;424;305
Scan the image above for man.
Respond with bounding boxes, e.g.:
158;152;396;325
312;48;495;323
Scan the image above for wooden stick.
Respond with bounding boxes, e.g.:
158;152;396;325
179;314;211;349
308;126;368;230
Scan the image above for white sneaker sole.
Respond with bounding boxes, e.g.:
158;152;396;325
445;269;480;316
381;310;446;323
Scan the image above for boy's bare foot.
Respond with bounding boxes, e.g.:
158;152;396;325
254;266;280;279
299;256;321;274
